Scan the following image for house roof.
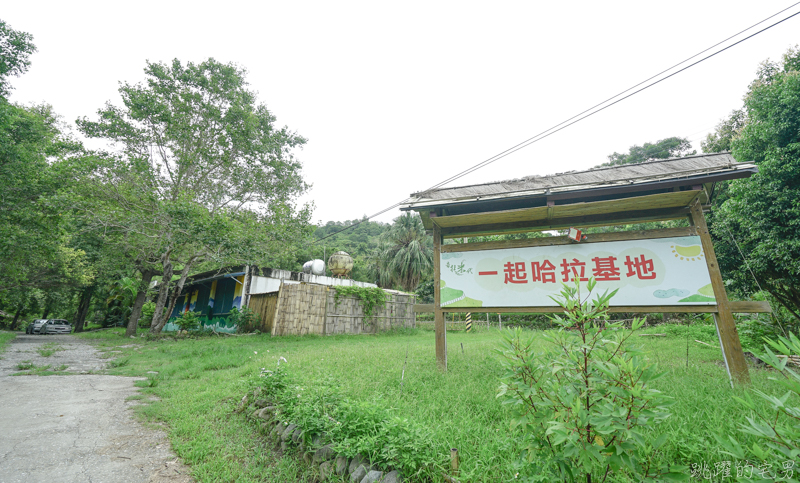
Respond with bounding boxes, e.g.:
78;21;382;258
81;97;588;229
404;153;753;208
400;153;757;237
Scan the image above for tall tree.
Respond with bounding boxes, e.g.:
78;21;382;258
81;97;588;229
0;21;92;298
599;136;696;167
77;58;312;332
0;19;36;97
711;47;800;321
369;213;432;292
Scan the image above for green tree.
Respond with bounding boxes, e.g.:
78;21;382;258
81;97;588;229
711;47;800;322
599;136;696;167
0;22;92;302
0;19;36;97
76;58;312;332
369;213;432;292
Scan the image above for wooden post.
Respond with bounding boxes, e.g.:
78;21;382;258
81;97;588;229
433;223;447;370
689;199;750;384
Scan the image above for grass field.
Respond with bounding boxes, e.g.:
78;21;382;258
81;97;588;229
0;330;16;354
77;325;791;482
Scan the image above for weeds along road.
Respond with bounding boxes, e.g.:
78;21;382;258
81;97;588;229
0;333;192;483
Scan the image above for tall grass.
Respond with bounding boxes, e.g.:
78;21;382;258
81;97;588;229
80;326;792;482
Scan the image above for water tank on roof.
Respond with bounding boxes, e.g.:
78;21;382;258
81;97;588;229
302;259;326;276
328;251;354;278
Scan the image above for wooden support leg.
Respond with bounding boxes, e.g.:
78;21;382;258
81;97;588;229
433;224;447;370
690;199;749;384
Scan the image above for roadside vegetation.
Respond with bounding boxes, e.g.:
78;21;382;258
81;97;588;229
79;320;793;482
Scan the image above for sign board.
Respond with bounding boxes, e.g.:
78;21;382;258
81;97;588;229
440;236;714;308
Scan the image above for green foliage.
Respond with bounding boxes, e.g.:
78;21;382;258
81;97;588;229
174;310;201;331
75;57;313;332
333;286;387;323
0;19;37;97
368;213;432;292
251;360;438;478
139;301;156;328
228;306;259;333
716;333;800;482
497;278;681;482
599;136;696;167
292;218;390;281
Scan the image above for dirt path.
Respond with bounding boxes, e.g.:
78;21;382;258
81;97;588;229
0;333;192;483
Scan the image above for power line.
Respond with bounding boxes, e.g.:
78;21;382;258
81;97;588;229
312;3;800;244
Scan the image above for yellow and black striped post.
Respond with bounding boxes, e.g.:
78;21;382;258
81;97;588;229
466;313;472;332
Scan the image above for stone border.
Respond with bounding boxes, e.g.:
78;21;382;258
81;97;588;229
237;388;403;483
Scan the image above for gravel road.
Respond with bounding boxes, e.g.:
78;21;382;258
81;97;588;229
0;333;192;483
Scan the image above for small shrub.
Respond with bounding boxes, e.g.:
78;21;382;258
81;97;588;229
716;333;800;481
139;301;156;328
228;307;259;333
497;278;683;482
175;311;201;331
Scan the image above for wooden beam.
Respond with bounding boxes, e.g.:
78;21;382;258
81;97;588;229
433;224;446;371
440;305;720;313
440;206;696;238
416;301;769;314
442;227;697;253
690;199;749;384
432;190;699;229
414;304;434;313
729;300;771;313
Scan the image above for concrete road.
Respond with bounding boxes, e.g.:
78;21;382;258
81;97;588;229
0;334;192;483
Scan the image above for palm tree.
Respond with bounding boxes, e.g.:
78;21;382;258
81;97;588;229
369;213;433;292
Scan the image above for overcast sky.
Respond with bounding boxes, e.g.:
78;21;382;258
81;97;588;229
4;1;800;225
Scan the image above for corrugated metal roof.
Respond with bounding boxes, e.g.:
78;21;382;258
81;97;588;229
403;153;754;209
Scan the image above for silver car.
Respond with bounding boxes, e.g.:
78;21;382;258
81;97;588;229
41;319;72;335
29;319;49;334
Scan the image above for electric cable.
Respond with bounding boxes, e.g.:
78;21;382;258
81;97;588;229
312;4;800;244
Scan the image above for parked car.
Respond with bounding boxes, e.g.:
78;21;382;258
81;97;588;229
41;319;72;335
28;319;49;334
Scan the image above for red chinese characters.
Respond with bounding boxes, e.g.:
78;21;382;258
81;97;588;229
560;258;588;282
531;260;556;283
477;254;657;284
503;262;528;284
591;256;621;281
624;254;657;280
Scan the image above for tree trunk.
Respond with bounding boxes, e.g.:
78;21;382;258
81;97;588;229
10;303;24;331
152;256;198;333
126;269;155;337
150;252;174;333
73;286;94;333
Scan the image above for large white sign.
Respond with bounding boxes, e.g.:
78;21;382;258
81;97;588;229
439;236;714;308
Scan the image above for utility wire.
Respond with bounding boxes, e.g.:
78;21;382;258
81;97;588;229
312;3;800;245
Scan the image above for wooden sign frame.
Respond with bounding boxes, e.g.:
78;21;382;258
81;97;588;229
428;198;763;384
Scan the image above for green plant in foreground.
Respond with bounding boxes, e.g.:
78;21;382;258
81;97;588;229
228;307;259;333
175;310;201;331
334;286;387;323
717;332;800;482
497;278;683;482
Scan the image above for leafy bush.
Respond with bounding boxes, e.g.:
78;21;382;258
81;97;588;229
736;316;783;352
497;278;683;482
175;310;201;331
717;333;800;481
250;359;438;479
138;301;156;328
228;307;259;333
